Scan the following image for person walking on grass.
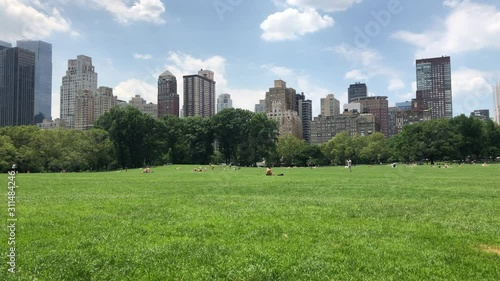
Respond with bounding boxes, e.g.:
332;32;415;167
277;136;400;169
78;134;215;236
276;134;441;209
347;159;352;173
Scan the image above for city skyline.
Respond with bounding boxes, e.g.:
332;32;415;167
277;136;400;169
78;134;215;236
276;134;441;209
1;0;499;119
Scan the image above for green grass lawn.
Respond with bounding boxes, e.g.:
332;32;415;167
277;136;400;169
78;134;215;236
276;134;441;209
1;164;499;280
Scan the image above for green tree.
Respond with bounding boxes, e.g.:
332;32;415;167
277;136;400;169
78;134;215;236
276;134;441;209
95;106;153;168
360;132;389;164
212;108;253;164
277;135;306;166
0;135;17;172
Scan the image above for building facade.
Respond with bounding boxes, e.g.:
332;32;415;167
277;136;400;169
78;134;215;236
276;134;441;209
321;94;340;117
255;99;266;113
394;109;432;134
94;86;117;120
74;89;94;130
158;70;179;118
414;56;452;119
0;41;12;48
344;103;363;114
183;69;216;118
470;109;490;121
352;96;390;137
129;95;157;119
17;40;52;120
297;93;312;143
217;93;233;113
348;82;367;102
60;55;98;128
396;101;412;111
0;47;35;127
310;112;375;145
265;80;302;139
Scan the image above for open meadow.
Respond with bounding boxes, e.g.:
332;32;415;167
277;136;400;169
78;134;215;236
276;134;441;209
1;164;499;280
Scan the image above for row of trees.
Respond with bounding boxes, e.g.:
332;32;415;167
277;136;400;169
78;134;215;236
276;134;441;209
1;107;499;172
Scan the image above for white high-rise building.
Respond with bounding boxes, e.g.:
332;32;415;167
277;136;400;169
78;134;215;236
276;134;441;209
217;93;232;113
495;82;500;124
60;55;97;128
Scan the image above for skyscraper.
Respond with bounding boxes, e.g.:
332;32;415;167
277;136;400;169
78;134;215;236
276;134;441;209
158;70;179;118
183;69;216;118
495;82;500;124
60;55;98;128
94;86;117;120
320;94;340;117
0;41;12;48
254;100;266;113
217;93;233;113
352;96;390;137
265;80;302;139
16;40;52;120
74;89;94;131
297;93;312;143
0;47;35;127
348;82;367;102
414;56;452;119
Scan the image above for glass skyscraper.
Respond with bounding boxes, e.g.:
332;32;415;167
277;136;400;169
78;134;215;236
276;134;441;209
0;47;36;127
348;82;367;103
16;40;52;120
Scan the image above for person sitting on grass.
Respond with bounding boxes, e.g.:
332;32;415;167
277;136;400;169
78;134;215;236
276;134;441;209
266;166;274;176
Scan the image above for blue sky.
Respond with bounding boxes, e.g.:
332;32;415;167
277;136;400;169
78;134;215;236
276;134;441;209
1;0;499;118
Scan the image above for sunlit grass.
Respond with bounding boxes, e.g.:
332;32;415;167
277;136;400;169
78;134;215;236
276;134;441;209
1;164;499;280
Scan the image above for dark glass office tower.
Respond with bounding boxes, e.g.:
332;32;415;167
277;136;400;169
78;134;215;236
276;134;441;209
17;40;52;120
0;47;35;127
348;82;367;102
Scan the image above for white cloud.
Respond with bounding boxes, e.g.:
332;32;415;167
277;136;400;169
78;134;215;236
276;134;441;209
260;8;334;41
92;0;166;25
331;44;398;81
393;0;500;57
261;64;294;78
411;81;417;93
286;0;362;12
331;44;382;66
452;68;494;115
0;0;73;41
388;79;405;92
114;79;157;104
345;69;368;80
134;53;153;60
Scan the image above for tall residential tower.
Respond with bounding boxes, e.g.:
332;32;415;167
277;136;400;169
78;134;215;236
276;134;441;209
183;69;216;118
158;70;179;118
265;80;302;139
60;55;98;128
321;94;340;117
414;56;452;119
